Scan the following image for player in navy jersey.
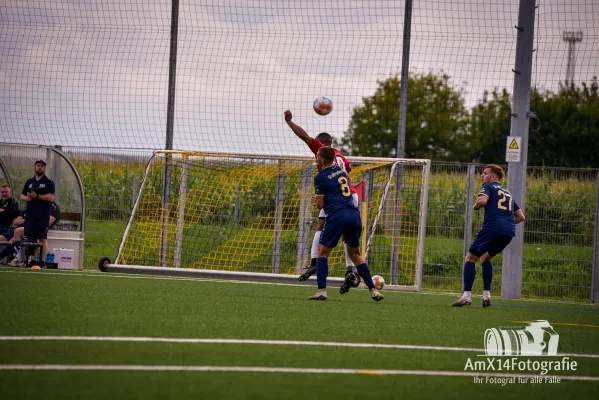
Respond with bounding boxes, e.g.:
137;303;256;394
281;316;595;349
20;159;55;267
307;147;383;302
284;110;359;283
452;164;525;307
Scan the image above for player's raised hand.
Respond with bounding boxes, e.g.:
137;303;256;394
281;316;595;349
284;110;293;122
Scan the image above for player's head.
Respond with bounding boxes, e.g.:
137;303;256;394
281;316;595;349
0;184;11;200
34;159;46;177
482;164;504;183
317;147;336;168
315;132;333;146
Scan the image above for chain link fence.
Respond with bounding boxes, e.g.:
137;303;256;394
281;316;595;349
61;148;152;267
7;149;594;302
421;163;598;301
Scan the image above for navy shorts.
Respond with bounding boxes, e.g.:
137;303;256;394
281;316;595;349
24;218;50;241
1;229;14;241
469;229;513;257
319;208;362;249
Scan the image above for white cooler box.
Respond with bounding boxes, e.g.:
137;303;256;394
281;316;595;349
47;230;84;270
52;248;75;270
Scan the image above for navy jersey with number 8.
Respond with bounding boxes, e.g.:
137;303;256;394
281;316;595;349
314;165;357;215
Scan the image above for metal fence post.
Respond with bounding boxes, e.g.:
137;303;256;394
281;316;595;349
233;183;240;224
52;146;62;205
502;0;536;299
364;170;374;264
463;165;475;260
174;158;188;268
272;160;284;274
592;171;599;303
296;166;313;272
390;165;404;285
132;178;139;211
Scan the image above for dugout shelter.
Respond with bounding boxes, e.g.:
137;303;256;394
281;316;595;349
0;144;85;270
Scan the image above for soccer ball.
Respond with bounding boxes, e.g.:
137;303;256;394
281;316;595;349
313;96;333;116
372;275;385;290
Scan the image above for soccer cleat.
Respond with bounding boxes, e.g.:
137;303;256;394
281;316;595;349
340;271;360;295
370;288;384;302
8;258;24;268
482;294;492;308
298;265;317;281
339;283;350;295
451;296;472;307
307;291;327;300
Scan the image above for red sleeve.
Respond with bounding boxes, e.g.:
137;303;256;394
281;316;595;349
309;138;323;155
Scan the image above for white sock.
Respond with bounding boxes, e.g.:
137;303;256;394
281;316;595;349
463;291;472;298
483;290;491;297
344;242;354;267
311;231;322;259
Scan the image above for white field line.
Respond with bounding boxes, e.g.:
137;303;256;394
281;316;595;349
1;336;599;359
2;269;599;308
0;269;311;288
0;364;597;381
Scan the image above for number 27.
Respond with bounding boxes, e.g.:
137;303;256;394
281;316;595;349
497;190;513;211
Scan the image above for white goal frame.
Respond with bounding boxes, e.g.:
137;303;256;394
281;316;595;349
108;150;430;291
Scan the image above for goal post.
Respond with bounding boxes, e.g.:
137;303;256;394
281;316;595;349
113;150;430;290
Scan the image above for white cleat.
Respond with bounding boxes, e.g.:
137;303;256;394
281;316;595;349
451;296;472;307
370;288;384;302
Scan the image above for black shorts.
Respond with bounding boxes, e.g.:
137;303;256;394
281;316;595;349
24;218;50;241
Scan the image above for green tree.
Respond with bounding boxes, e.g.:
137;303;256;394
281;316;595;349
340;73;469;160
469;78;598;167
468;88;512;163
528;77;599;168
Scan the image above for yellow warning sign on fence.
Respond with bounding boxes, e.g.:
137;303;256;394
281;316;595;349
506;136;522;162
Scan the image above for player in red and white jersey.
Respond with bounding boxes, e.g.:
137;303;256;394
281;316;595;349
284;110;359;283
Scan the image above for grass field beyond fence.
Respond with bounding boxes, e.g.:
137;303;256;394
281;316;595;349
69;157;597;302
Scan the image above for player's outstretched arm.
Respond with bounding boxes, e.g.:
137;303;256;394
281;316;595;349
284;110;312;147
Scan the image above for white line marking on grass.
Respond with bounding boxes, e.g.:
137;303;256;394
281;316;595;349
3;268;599;307
1;336;599;359
0;364;597;381
0;269;311;288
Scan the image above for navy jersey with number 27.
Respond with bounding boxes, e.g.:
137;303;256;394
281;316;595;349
314;165;356;215
479;182;520;236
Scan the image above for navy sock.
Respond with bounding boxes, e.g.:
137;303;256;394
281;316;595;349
316;257;328;289
356;263;375;289
482;261;492;291
463;261;476;292
310;258;317;267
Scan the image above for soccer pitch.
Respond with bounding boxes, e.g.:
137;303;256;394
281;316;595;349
1;267;598;399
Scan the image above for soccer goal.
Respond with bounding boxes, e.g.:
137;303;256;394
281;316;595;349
105;150;430;290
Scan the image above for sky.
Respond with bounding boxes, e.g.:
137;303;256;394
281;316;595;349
0;0;597;156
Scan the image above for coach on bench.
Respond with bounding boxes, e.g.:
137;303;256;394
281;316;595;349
20;159;55;268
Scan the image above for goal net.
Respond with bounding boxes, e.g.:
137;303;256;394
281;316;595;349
116;151;430;289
